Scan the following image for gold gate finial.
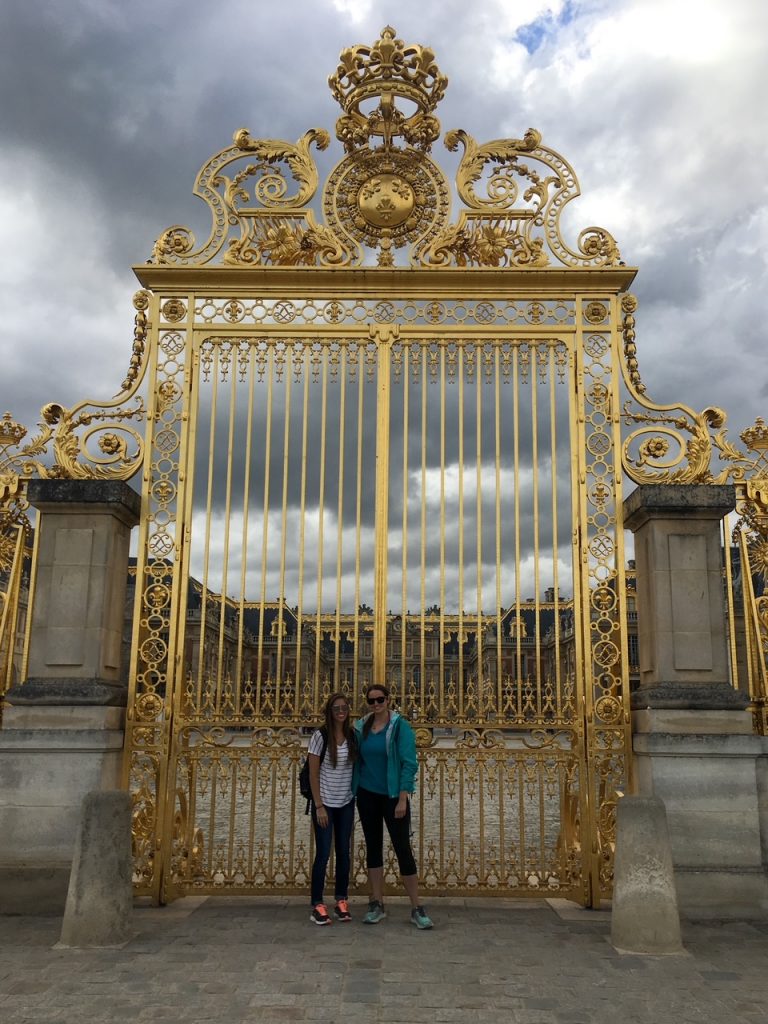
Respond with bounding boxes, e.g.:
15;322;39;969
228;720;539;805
329;25;448;152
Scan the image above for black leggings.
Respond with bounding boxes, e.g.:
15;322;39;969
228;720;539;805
356;786;417;876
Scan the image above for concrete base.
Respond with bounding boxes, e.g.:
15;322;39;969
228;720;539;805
633;721;768;919
59;790;133;947
611;796;682;954
0;706;125;914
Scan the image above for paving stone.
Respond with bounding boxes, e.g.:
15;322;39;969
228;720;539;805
1;898;768;1024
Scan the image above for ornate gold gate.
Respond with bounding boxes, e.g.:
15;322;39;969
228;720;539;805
1;26;765;912
122;26;637;906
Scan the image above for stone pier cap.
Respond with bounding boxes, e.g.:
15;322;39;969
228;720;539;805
623;483;735;530
25;478;142;523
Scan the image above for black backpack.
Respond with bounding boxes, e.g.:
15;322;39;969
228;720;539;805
298;729;328;814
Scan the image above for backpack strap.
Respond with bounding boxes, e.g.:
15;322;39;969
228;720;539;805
319;727;328;763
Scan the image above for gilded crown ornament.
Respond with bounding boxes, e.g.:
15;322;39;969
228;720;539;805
741;417;768;453
328;25;447;153
0;413;26;449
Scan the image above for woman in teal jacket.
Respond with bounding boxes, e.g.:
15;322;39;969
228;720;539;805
352;683;433;929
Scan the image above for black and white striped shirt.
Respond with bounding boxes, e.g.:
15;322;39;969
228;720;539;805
308;730;354;808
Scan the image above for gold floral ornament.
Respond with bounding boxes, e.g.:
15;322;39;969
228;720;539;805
150;128;353;268
421;128;621;269
621;295;768;497
0;398;145;490
0;414;31;537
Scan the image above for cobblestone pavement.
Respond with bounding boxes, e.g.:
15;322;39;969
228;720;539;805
1;896;766;1024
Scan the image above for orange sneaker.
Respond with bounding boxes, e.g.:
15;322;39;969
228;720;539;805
310;903;331;925
334;899;352;922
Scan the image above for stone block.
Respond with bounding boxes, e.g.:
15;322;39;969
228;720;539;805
0;714;126;912
58;791;133;947
611;796;682;954
633;730;768;917
632;709;753;735
53;527;94;566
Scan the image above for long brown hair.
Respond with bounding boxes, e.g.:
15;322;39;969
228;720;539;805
323;691;356;768
362;683;390;740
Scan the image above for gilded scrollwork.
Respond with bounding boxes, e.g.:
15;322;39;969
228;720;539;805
118;290;152;393
231;128;330;207
150;129;340;267
417;128;621;269
421;218;548;268
141;26;627;271
446;128;545;210
224;213;351;268
0;397;144;491
0;294;149;499
621;294;767;490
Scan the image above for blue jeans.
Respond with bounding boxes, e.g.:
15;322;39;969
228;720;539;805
310;799;355;906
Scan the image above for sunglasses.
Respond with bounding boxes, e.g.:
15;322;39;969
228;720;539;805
367;695;387;705
331;704;349;713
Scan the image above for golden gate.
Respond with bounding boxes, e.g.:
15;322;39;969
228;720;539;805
123;26;637;906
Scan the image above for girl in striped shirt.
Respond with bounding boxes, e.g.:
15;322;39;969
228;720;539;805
307;692;358;925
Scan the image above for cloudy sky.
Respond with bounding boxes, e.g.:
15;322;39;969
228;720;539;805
1;0;766;610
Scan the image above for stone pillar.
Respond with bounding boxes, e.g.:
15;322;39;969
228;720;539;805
624;484;768;919
0;479;141;913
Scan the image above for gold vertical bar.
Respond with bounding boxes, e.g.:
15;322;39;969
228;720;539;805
518;753;526;889
401;342;409;709
314;347;329;702
478;752;486;883
197;346;220;710
572;304;596;906
740;527;767;704
0;526;25;691
723;514;739;689
236;345;257;703
334;347;347;688
607;302;633;902
494;346;503;716
549;346;563;715
513;347;522;705
276;347;293;706
373;330;391;686
215;350;239;710
20;513;41;684
227;752;238;877
256;347;274;698
247;757;258;880
439;345;446;718
475;345;483;704
159;309;199;901
531;346;541;713
458;346;465;720
295;347;310;708
739;526;757;700
353;353;364;692
420;345;427;717
498;753;507;885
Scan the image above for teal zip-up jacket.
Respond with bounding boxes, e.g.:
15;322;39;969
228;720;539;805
352;711;418;797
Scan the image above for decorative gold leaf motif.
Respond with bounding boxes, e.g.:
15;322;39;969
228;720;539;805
422;218;548;268
417;128;620;269
445;128;544;210
231;128;330;208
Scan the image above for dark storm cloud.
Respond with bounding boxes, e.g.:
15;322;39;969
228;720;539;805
1;0;766;589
